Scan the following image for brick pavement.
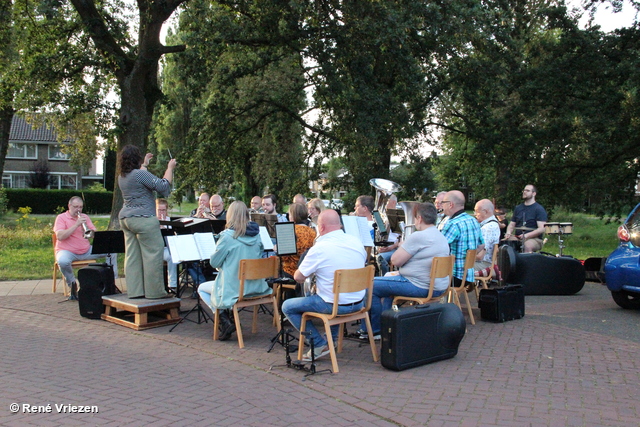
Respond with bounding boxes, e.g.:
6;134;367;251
1;282;639;426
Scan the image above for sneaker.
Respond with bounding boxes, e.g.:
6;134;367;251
359;332;381;341
302;344;331;362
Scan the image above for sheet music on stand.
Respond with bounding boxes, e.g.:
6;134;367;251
250;213;278;238
259;227;275;251
275;222;297;256
166;233;216;263
341;216;374;247
386;208;405;233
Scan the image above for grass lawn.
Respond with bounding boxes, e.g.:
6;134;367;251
0;205;623;281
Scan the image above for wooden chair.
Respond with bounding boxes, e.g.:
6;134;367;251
52;234;96;296
296;265;378;373
213;257;279;348
474;244;499;300
448;249;477;325
272;279;297;328
392;255;455;307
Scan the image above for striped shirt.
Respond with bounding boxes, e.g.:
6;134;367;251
118;169;171;219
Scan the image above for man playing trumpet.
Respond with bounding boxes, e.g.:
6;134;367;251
54;196;117;300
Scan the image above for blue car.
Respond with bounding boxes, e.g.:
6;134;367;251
604;203;640;309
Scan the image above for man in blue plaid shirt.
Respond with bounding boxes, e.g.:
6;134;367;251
440;191;484;287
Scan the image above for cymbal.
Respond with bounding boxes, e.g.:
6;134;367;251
515;226;535;231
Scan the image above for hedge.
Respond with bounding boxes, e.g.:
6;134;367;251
6;189;114;214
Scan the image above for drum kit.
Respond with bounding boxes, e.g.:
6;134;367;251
543;222;573;256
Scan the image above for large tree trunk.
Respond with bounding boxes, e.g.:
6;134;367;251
108;60;163;229
68;0;187;229
0;107;14;180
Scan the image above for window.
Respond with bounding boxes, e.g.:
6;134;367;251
2;175;10;188
11;174;31;189
60;175;77;189
48;145;71;160
7;143;37;159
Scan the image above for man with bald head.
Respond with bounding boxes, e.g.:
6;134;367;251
282;209;367;362
250;196;263;213
440;191;484;287
473;199;500;274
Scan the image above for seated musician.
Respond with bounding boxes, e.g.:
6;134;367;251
203;194;227;220
282;209;367;361
156;198;178;291
307;198;326;231
249;196;263;213
504;184;547;253
280;203;316;278
361;202;450;341
191;192;211;218
473;199;501;277
198;201;270;341
376;196;401;275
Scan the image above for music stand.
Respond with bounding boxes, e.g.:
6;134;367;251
385;208;405;234
267;222;299;351
250;213;278;238
165;232;217;331
91;231;125;255
209;220;227;235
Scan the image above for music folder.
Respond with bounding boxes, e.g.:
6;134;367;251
166;233;217;263
250;213;278;238
167;217;213;235
274;222;297;256
340;216;375;247
91;230;125;254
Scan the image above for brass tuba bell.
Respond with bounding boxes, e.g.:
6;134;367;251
369;178;402;243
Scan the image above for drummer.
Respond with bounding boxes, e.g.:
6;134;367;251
504;184;547;253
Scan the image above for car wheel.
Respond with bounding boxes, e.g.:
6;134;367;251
611;291;640;309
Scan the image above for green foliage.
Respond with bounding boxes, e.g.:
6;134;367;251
390;156;437;202
436;2;640;216
0;185;7;216
86;182;108;192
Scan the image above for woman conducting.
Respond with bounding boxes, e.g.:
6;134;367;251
199;201;270;340
118;145;176;299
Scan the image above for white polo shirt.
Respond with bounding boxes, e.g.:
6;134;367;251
298;229;367;304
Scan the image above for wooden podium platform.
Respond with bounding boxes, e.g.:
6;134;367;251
102;294;181;330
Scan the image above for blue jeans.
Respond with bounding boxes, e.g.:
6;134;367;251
56;248;117;285
369;275;444;334
376;249;396;275
282;294;363;348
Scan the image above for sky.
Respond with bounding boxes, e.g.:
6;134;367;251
570;0;637;31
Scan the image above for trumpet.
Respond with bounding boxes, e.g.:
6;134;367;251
81;222;92;239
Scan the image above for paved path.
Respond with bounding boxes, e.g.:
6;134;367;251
1;281;639;426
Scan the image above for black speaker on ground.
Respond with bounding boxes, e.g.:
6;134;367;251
498;246;585;295
381;303;465;371
77;263;116;319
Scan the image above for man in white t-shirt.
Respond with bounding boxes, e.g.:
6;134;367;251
282;209;367;361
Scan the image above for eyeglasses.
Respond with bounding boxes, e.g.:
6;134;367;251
441;200;452;205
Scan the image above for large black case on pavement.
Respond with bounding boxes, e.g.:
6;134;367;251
478;284;525;322
78;263;116;319
381;303;465;371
